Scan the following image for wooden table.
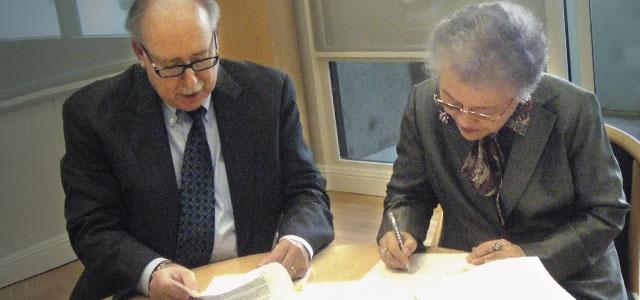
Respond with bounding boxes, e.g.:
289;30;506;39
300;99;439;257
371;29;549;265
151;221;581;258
191;243;461;291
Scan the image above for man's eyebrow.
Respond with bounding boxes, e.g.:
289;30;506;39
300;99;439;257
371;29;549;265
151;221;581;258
152;49;212;66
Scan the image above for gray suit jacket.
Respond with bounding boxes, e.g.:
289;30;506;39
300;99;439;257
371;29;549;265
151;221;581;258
61;59;334;299
378;74;629;299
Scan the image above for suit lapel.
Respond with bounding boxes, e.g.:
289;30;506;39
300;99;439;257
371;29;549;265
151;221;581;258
500;78;557;219
212;64;257;254
125;67;181;255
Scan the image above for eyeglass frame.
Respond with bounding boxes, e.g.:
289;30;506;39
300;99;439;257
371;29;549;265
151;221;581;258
433;83;516;122
140;31;220;78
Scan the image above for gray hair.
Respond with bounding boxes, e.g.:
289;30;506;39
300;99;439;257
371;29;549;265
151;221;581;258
125;0;220;43
428;1;548;101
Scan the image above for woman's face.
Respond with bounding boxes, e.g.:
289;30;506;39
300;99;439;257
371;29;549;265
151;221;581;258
438;67;519;141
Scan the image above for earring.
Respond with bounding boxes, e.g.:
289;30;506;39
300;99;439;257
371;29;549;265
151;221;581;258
438;111;450;124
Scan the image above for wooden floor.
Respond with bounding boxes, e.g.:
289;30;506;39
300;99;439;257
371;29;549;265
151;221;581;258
0;191;440;299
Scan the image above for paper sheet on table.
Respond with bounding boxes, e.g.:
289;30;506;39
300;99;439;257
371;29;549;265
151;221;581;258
361;253;473;286
361;254;573;300
412;256;574;300
298;281;416;300
199;262;295;300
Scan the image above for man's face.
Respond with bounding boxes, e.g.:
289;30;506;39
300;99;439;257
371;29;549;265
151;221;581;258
133;1;218;112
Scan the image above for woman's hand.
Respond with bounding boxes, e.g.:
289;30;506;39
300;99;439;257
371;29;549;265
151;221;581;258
466;239;525;265
378;231;418;270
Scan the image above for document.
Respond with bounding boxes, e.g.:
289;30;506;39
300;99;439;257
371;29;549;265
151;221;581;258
198;262;295;300
298;281;416;300
361;254;574;300
411;256;574;300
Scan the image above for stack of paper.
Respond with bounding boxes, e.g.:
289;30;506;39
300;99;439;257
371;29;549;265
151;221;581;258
198;262;295;300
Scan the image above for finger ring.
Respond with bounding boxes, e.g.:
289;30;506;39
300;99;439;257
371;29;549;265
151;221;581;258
492;242;503;252
289;265;296;275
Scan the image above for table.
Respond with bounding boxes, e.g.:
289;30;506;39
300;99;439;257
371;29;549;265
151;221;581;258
191;243;462;291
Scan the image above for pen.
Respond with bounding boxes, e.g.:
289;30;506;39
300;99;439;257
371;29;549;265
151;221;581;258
388;211;410;271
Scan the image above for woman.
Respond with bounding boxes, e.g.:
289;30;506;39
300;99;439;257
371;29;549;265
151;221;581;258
377;2;629;299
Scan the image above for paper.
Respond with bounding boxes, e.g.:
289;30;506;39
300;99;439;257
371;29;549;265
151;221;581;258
298;281;416;300
362;253;475;281
199;262;295;300
361;254;574;300
412;257;574;300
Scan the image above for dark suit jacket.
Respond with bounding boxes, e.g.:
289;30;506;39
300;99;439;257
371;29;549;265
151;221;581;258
378;74;629;299
61;59;334;299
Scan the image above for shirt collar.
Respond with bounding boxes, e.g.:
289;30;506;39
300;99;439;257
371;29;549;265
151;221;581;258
161;94;213;126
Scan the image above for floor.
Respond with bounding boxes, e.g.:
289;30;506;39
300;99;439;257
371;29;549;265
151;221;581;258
0;191;441;299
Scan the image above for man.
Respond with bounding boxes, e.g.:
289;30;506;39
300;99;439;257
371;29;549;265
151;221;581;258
60;0;334;299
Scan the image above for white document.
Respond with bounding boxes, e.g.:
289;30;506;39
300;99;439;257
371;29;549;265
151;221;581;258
298;281;416;300
198;262;295;300
361;254;574;300
413;256;574;300
364;253;473;279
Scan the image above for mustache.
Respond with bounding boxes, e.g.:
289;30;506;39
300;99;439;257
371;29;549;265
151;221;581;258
178;81;204;95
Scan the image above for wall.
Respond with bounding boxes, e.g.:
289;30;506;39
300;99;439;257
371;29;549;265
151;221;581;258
216;0;311;141
0;83;97;288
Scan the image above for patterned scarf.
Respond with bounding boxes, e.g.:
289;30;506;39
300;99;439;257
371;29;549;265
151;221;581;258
440;101;533;197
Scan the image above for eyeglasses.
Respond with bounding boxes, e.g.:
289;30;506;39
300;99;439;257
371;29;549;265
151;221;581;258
141;32;219;78
433;85;514;122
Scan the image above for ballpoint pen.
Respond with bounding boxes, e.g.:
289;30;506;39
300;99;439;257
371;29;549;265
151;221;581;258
388;211;410;271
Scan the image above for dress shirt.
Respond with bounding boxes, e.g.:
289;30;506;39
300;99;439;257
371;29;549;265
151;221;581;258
137;95;313;295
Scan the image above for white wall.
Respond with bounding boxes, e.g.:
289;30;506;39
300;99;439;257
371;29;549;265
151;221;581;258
0;76;114;288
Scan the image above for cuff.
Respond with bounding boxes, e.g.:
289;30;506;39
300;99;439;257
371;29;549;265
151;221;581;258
136;257;167;296
280;235;314;260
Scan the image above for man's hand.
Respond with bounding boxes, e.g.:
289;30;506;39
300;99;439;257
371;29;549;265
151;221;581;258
466;239;526;265
149;263;199;300
258;238;310;280
378;231;418;270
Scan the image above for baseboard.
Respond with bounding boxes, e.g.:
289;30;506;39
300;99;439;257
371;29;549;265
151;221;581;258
0;234;77;288
320;164;392;197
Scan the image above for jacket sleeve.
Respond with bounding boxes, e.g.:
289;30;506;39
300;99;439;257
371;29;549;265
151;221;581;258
377;85;438;247
275;74;334;254
61;94;159;296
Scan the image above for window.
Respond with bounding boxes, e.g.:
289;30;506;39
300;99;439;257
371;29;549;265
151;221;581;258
77;0;131;36
330;61;427;163
0;1;135;103
0;1;60;39
564;0;640;136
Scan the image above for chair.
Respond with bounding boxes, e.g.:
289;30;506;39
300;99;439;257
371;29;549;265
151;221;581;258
427;205;444;247
607;124;640;299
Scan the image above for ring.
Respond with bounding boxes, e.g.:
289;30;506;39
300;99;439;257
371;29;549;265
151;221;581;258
289;265;296;275
492;242;503;252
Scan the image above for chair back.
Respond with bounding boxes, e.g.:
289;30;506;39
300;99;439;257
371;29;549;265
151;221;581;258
606;124;640;295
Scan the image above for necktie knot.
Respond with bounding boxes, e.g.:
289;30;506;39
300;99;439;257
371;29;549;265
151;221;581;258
186;107;206;122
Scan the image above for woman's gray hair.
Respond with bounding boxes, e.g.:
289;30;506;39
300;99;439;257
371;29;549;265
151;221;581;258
125;0;220;43
428;1;548;101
